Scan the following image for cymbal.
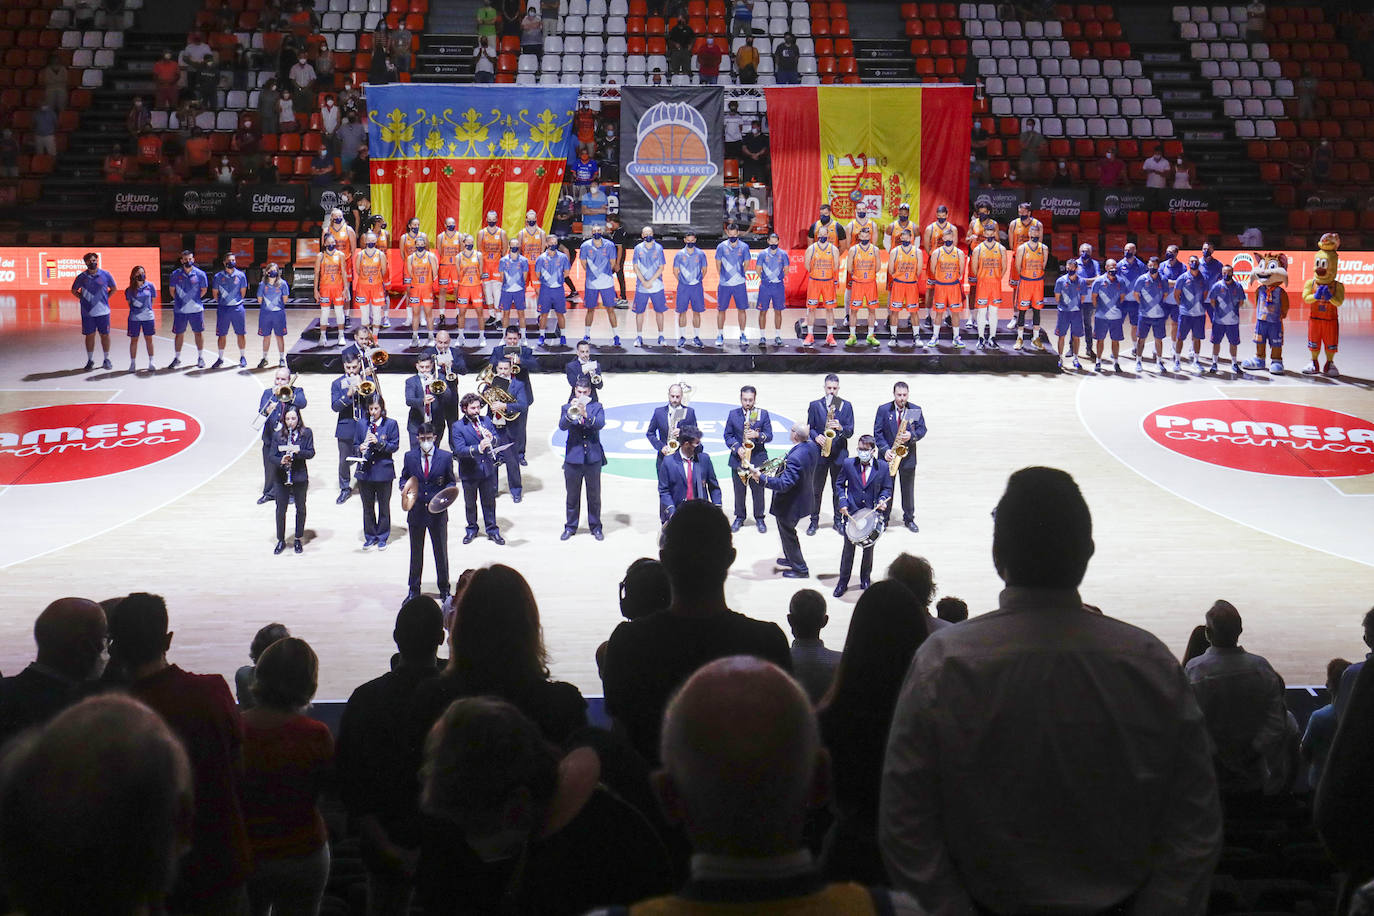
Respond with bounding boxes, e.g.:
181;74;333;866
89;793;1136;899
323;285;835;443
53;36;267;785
428;484;460;514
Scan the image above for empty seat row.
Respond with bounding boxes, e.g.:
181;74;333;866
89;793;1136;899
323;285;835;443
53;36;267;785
986;113;1173;137
1180;20;1244;39
524;70;826;85
1222;98;1288;118
965;20;1064;38
1200;58;1283;78
58;29;123;50
984;88;1163;117
321;0;389;13
972;46;1144;77
1210;77;1295;97
1172;5;1248;22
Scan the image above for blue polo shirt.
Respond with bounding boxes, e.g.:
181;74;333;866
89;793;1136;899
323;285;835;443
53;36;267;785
1208;278;1246;325
1133;273;1170;319
1053;274;1083;311
633;240;665;293
756;247;789;285
500;253;529;292
71;269;116;317
213;268;248;308
536;249;571;289
125;280;157;322
258;279;288;311
170;266;209;314
675;246;707;287
715;239;751;288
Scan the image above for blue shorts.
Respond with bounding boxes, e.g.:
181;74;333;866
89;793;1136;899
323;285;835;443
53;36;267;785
717;285;748;311
1138;315;1168;338
1211;323;1240;346
215;306;247;336
757;281;786;311
172;311;205;334
1123;300;1139;325
676;284;705;313
499;289;525;311
1255;318;1284;346
1177;314;1206;341
127;317;156;338
1054;309;1083;337
1168;303;1180;324
633;289;667;313
1093;316;1125;340
258;309;287;337
585;286;617;310
81;312;111;335
538;286;567;314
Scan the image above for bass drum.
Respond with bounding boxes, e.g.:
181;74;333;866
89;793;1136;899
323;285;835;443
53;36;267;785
844;507;886;549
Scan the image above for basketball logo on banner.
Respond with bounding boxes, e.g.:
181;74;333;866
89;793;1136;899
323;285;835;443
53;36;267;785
625;102;719;223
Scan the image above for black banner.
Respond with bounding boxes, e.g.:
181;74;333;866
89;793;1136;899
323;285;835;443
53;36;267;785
1029;186;1090;219
173;184;236;219
1095;188;1149;223
619;86;725;235
239;184;308;218
970;188;1022;223
108;184;166;217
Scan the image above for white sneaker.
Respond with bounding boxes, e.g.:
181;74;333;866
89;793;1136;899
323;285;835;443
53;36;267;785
1135;359;1143;374
129;360;137;372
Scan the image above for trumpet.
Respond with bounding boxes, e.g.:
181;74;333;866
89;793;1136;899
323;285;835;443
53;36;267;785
582;360;602;387
566;395;588;422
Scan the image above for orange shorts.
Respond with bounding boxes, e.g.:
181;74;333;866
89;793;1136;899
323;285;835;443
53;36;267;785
974;281;1004;307
1015;277;1044;310
456;283;484;306
354;283;387;307
1307;317;1339;351
931;283;963;310
407;284;435;306
317;284;346;305
806;278;837;306
888;280;921;310
847;280;880;307
437;264;459;286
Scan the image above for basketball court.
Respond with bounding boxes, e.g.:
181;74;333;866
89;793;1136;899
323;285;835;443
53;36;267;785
3;292;1373;699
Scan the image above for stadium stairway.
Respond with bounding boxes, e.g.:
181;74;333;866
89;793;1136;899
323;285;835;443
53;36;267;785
846;0;900;39
427;0;482;34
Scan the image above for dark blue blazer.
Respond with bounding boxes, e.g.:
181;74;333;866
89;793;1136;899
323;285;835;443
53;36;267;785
431;346;466;378
398;447;456;516
564;357;604;402
404;375;451;435
722;407;773;470
489;345;535;404
451;416;501;482
269;427;316;483
764;441;820;524
351;416;400;482
259;387;308;442
559;400;606;466
873;401;928;472
646;404;698;456
806;397;855;465
330;374;363;437
657;450;722;514
838;458;892;515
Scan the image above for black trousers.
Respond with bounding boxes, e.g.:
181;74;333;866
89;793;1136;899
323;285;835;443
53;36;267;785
810;460;842;524
500;449;522;496
462;475;499;534
407;509;449;595
887;465;916;524
359;480;392;541
731;471;765;520
564;463;602;532
272;479;308;541
261;441;276;496
777;516;807;572
837;538;874;587
336;436;353;492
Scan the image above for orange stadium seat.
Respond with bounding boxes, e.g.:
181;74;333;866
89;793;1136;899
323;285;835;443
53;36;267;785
904;19;923;36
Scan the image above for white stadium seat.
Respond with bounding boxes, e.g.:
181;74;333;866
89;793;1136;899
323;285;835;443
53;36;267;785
568;0;588;14
564;15;583;33
966;20;984;38
546;35;563;53
1041;58;1060;76
971;38;989;57
1005;76;1025;95
1256;119;1276;137
604;53;625;73
1080;59;1100;76
1040;117;1063;136
518;54;538;72
1017;58;1036;76
1079;97;1097;116
563;35;583;53
584;35;604;53
516;72;537;84
1173;5;1189;21
1056;97;1076;116
1223;98;1244;118
1025;21;1044;37
1003;21;1022;38
984;20;1003;38
1098;97;1118;115
587;0;607;15
1033;97;1053;115
1047;76;1068;95
1181;22;1199;39
1065;117;1086;135
991;97;1012;116
71;48;93;67
583;15;604;33
606;35;626;53
1121;97;1141;116
1026;76;1045;95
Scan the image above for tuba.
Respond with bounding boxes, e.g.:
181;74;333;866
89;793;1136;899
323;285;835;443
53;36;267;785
820;397;837;458
476;364;521;422
889;408;910;477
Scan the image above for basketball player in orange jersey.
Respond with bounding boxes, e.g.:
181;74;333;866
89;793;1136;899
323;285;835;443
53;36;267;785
369;215;390;253
844;225;882;347
965;201;997;334
925;226;967;348
434;217;465;331
353;232;389;334
400;217;427;333
803;226;841;346
403;235;439;348
314;235;350;346
886;226;923;344
885;201;916;250
845;205;877;255
1007;201;1043;253
922;205;955;338
321;208;357;275
454;234;486;345
476;210;508;322
515;208;546;314
1011;222;1049;349
969;221;1009;349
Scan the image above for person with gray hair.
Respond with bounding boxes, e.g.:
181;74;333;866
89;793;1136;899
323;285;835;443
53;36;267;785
0;694;193;916
881;466;1221;915
750;423;820;579
0;597;108;745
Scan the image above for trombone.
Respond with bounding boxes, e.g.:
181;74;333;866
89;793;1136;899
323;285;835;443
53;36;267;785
365;345;390;369
428;378;447;396
275;374;298;404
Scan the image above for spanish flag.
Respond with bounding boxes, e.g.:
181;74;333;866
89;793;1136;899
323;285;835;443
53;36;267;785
364;85;580;240
764;86;973;248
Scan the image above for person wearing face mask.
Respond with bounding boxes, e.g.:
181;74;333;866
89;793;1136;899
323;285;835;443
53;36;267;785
496;239;532;338
1073;243;1101;359
579;226;621;346
1089;258;1128;373
315;235;351;348
656;424;721;522
269;406;315;554
71;252;116;371
168;250;209;369
515;209;546;311
965;202;994;250
1157;244;1186;344
803;228;841;346
405;235;441;347
672;231;707;348
256;261;289;368
399;423;455;604
1207;264;1247;378
400;218;426;331
715;223;753;348
925;227;967;348
1197;242;1222;291
211;253;250;369
212;154;235;184
123;265;158;373
754;232;789;347
353;395;400;551
1052;258;1085;371
844;226;882;347
886;227;923;344
807;204;847;248
885;202;915;251
846;206;876;256
832;434;892;598
352;232;389;336
969;221;1008;349
873;381;925;534
321;207;357;267
477;210;508;323
1172;256;1211;373
1010;223;1048;349
435;217;465;330
1132;256;1171;372
1114;243;1146;357
257;367;308;503
535;234;571;346
1007;202;1042;254
629;226;668;346
453;234;485;344
1172;156;1194;189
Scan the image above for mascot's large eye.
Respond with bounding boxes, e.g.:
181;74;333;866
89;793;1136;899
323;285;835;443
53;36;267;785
1263;257;1281;270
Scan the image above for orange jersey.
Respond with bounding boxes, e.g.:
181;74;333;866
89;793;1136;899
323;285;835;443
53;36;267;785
923;220;956;255
436;231;465;267
847;219;877;246
929;245;966;285
807;243;838;280
457;252;482;286
848;244;880;282
477;227;506;272
1014;241;1048;281
354;248;387;287
886;218;916;248
324;225;354;258
967;216;995;246
1008;217;1043;253
406;252;437;286
400;232;426;259
972;241;1008;284
889;246;922;284
372;229;390;249
517;227;546;262
316;250;346;288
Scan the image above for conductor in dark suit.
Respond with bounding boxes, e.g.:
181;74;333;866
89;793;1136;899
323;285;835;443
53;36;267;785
645;383;697;466
404;352;451;450
656;424;722;522
329;354;366;504
256;366;307;503
352;396;400;551
752;423;819;579
834;434;892;597
873;380;927;533
559;377;605;541
565;339;603;402
490;326;535;464
722;385;773;533
805;373;854;535
451;393;504;545
398;422;455;604
269;405;315;555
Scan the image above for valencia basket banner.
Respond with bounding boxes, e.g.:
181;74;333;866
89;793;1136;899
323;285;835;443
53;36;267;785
365;85;579;239
618;87;725;234
764;86;972;248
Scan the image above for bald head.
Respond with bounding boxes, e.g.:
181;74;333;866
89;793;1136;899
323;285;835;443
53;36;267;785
656;657;826;857
790;423;809;444
33;598;106;681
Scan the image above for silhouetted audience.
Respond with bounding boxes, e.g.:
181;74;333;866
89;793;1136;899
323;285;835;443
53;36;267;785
885;553;950;634
786;588;840;702
595;557;671;680
1316;660;1374;913
1301;657;1350;792
235;621;290;708
1335;606;1374;720
0;597;107;746
934;595;967;624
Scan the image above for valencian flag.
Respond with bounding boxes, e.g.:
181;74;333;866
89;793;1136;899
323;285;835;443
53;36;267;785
364;85;580;239
763;86;973;247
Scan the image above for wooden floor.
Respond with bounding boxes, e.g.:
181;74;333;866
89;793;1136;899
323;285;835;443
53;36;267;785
3;296;1373;699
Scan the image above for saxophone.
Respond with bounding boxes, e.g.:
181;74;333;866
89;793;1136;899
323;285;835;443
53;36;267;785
738;407;758;482
889;408;909;477
820;397;837;458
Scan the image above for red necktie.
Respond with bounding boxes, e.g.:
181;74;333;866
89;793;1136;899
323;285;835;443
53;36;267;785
423;455;430;478
861;466;869;487
684;457;694;500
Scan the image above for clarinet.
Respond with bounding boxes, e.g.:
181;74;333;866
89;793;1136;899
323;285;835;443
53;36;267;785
284;429;297;487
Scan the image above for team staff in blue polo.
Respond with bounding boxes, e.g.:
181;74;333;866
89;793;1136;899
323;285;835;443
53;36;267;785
168;250;209;369
673;231;708;347
211;253;249;369
755;232;790;347
535;233;572;347
124;265;158;373
715;223;752;348
631;226;667;348
256;262;289;368
72;252;116;370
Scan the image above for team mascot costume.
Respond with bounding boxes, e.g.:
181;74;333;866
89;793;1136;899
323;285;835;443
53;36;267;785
1242;253;1289;375
1301;232;1344;378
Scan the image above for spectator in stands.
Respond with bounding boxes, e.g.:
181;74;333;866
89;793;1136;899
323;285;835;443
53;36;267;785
935;595;968;623
581;179;608;230
521;6;544;57
571;149;600;199
1316;659;1374;912
472;37;496;83
338;597;445;916
596;557;671;680
351;140;370;184
257;79;280;134
31;104;57;159
1182;624;1210;666
731;0;753;37
969;153;988;191
339;111;366;175
0;597;107;746
126;96;151;137
1001;168;1023;188
1019;116;1045;179
880;466;1223;914
740;120;770;185
735;37;759;84
0;695;193;916
1143;145;1171;189
277;88;299;133
574;100;596;154
181;31;214;69
1301;658;1351;792
697;38;724;85
540;0;559;38
73;0;97;29
1097;147;1126;188
723;101;745;160
313;38;334;83
391;23;413;72
596;120;618;172
786;588;840;702
135;126;162;175
602;502;792;765
109;591;252;915
774;32;800;84
649;67;664;85
886;553;949;635
319;94;340;141
370;48;399;85
1311;138;1333;185
1335;607;1374;720
104;144;129;182
309;146;335;184
419;696;673;915
500;0;523;36
183;126;212;179
234;116;264;178
668;19;696;76
1049;158;1072;186
1297;64;1319;120
1245;0;1265;39
241;637;333;916
1172;155;1196;189
194;50;220;107
0;129;18;178
40;55;68;113
288;52;317;113
234;622;290;708
1185;599;1298;797
477;0;499;39
970;120;989;163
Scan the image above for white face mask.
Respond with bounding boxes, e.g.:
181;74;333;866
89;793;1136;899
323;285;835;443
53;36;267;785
857;450;872;462
420;440;435;454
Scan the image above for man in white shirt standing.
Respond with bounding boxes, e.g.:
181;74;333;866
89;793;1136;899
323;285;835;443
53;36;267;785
880;466;1221;916
1143;146;1172;189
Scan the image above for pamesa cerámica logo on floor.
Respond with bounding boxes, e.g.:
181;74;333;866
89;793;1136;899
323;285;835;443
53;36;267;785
550;402;799;481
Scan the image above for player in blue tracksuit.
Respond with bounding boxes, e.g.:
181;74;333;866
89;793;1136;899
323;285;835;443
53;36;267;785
1172;256;1211;373
673;232;708;347
1158;245;1187;333
1073;244;1100;357
1114;242;1146;354
1090;260;1128;372
755;233;790;346
1207;265;1247;378
580;229;620;345
71;252;117;370
631;226;667;346
168;251;209;368
124;266;158;372
256;263;289;368
1053;260;1084;370
715;225;752;347
535;235;572;346
1133;257;1172;372
497;240;530;335
211;254;249;368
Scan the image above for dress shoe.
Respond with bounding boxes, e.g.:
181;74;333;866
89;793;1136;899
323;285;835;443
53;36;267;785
273;540;285;555
833;582;848;598
560;529;574;540
592;529;604;541
404;590;420;604
755;519;767;533
489;532;505;545
336;490;350;504
730;517;744;533
512;493;522;503
257;494;272;505
519;457;528;466
806;520;818;536
462;531;477;544
781;568;809;579
905;521;920;533
776;557;795;567
293;538;303;554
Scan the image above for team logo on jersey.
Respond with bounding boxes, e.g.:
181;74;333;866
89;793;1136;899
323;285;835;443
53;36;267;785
624;103;718;224
550;401;798;481
1144;399;1374;478
0;403;202;485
